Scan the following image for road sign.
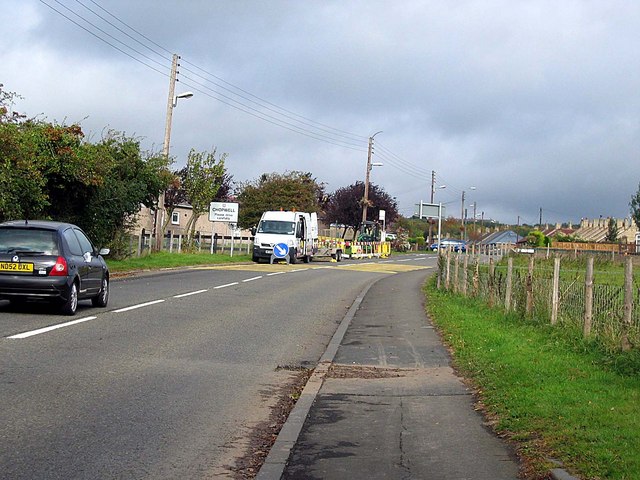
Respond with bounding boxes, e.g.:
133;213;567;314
273;243;289;258
414;202;445;219
209;202;239;222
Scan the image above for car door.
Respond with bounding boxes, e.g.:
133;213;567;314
72;228;103;295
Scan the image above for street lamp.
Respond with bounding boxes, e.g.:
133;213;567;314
361;131;383;225
155;55;194;251
428;184;446;244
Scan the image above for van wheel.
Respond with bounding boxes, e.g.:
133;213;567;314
289;249;297;264
336;250;342;262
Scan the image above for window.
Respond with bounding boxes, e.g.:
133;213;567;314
172;212;180;225
0;228;59;255
63;229;83;256
73;228;95;255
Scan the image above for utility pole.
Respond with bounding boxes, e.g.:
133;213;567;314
472;201;477;238
155;53;179;251
361;131;382;226
539;207;543;227
428;170;435;244
461;190;466;241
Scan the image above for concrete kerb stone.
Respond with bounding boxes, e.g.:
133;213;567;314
255;280;377;480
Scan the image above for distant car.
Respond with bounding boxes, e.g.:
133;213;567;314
430;239;464;251
0;220;110;315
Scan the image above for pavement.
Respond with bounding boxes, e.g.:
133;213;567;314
256;267;525;480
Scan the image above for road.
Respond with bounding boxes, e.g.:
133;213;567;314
0;255;436;479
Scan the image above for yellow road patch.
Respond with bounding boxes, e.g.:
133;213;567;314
191;262;431;275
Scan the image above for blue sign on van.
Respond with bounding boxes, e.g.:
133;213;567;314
273;243;289;258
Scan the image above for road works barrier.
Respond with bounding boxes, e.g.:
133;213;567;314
344;241;391;259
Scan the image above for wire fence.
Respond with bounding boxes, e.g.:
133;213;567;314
437;251;640;351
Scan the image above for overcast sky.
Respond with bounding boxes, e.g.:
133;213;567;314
3;0;640;226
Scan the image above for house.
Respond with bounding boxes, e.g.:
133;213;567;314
477;230;522;247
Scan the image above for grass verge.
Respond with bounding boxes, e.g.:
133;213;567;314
424;280;640;480
106;251;252;273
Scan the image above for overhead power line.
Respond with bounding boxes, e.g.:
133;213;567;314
39;0;423;170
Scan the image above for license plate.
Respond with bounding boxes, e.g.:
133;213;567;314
0;262;34;273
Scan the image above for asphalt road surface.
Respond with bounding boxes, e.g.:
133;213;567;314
0;255;436;479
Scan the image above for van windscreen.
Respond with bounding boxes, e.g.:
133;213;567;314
257;221;295;235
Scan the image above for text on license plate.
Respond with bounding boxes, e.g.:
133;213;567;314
0;262;34;272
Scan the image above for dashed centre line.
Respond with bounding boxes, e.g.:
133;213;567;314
242;276;263;282
113;299;165;313
174;289;208;298
8;316;98;339
6;257;433;340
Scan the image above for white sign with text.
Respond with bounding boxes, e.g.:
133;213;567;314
209;202;239;223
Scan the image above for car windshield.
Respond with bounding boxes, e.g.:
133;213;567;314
0;228;59;255
257;220;295;235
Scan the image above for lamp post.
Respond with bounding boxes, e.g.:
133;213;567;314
361;131;383;226
154;53;193;251
428;183;446;244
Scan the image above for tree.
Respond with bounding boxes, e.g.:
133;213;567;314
606;218;619;243
0;88;172;254
181;148;228;245
630;183;640;229
526;230;550;247
323;182;398;237
236;171;325;229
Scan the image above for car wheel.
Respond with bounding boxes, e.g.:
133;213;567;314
92;276;109;308
61;281;78;316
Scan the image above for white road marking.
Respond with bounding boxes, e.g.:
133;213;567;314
173;289;208;298
113;299;165;312
242;276;262;282
267;272;286;276
214;282;239;289
289;269;308;273
8;316;98;339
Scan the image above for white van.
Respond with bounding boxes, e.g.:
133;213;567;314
252;211;318;263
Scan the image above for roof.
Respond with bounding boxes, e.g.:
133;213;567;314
0;220;75;231
477;230;522;245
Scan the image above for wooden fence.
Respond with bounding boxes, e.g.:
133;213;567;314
126;232;253;256
437;251;639;351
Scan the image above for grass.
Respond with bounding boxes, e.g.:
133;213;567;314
424;281;640;480
105;250;252;273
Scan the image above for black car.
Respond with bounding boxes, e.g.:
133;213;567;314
0;220;110;315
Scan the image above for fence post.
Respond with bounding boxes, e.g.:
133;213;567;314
551;257;560;325
526;255;535;316
453;254;460;293
488;258;495;307
462;255;469;296
445;250;451;290
473;257;480;296
621;257;634;350
505;257;513;311
583;257;594;338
